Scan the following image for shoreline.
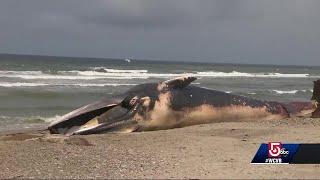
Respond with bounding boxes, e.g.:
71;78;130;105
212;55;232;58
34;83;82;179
1;118;320;179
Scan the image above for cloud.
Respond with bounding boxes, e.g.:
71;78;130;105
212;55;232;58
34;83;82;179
0;0;320;65
76;1;194;28
75;1;265;28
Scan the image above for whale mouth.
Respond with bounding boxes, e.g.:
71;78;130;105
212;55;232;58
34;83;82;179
70;116;138;135
48;98;141;135
70;103;141;135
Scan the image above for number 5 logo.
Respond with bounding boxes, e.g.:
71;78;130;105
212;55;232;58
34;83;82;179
268;142;282;157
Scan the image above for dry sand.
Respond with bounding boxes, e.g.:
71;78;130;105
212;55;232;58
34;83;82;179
1;118;320;179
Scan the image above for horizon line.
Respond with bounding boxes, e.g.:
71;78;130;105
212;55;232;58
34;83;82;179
0;52;318;68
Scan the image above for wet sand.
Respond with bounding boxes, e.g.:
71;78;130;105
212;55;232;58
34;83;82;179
1;118;320;179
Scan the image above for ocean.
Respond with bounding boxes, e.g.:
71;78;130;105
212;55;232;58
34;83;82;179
0;54;319;130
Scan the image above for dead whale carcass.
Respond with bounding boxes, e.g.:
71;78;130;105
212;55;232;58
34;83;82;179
48;76;318;135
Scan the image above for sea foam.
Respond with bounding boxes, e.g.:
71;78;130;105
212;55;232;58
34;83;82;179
0;82;137;87
272;89;312;94
0;69;315;80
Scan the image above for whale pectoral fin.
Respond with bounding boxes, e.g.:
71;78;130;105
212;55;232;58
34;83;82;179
159;76;197;91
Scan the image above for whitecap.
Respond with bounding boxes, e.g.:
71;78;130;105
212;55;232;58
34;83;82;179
197;71;310;78
0;82;138;87
90;67;147;73
272;90;299;94
0;82;49;87
247;92;257;95
0;70;316;80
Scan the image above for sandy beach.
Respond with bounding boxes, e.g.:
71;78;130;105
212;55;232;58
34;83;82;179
0;118;320;179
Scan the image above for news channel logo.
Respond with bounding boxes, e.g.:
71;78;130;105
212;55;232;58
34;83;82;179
266;142;289;163
251;142;298;164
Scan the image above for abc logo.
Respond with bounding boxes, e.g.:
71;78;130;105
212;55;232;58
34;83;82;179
268;142;289;157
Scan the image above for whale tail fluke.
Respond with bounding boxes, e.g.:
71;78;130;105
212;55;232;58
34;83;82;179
311;80;320;118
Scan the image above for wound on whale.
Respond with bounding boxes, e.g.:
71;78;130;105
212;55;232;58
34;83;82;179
48;76;320;135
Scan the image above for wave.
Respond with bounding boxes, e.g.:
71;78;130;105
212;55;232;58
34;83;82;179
0;82;137;87
0;82;49;87
247;92;257;95
72;83;137;87
0;73;131;80
196;71;310;78
218;90;311;95
0;115;61;124
0;69;316;80
90;67;148;73
22;115;62;123
69;70;312;79
272;90;299;94
272;89;312;94
0;71;43;75
35;115;62;123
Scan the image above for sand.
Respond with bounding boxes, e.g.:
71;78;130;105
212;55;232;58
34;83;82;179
1;118;320;179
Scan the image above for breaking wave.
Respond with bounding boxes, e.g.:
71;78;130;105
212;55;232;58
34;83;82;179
272;89;312;94
90;67;148;73
196;71;310;78
23;115;62;123
247;92;257;95
0;82;137;87
0;69;315;80
0;115;62;125
0;82;49;87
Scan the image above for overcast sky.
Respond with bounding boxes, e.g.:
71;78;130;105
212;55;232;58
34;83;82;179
1;0;320;65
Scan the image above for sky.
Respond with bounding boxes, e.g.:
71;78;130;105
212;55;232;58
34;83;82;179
1;0;320;65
